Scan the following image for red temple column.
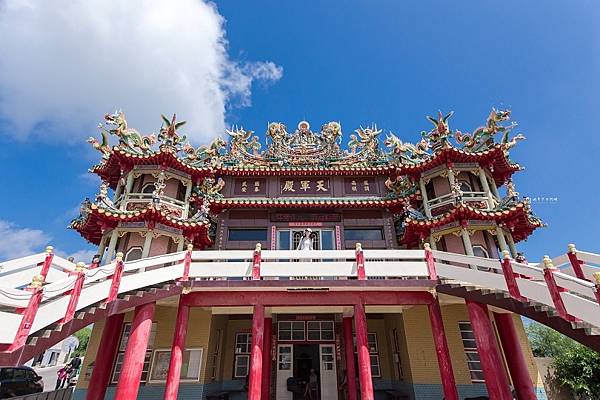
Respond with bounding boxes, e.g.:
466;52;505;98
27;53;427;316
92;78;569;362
342;316;358;400
466;301;512;400
427;298;459;400
354;303;374;400
114;302;156;400
86;313;125;400
248;304;265;400
261;316;272;400
164;297;190;400
494;313;537;400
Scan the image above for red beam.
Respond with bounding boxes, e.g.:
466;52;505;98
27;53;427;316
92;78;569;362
106;254;125;303
354;303;374;400
342;317;358;400
182;291;432;307
60;266;86;324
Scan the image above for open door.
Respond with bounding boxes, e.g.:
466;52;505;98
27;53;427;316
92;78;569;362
319;344;337;400
276;344;293;400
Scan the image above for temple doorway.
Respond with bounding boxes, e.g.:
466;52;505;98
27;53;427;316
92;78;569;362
276;343;338;400
276;229;335;251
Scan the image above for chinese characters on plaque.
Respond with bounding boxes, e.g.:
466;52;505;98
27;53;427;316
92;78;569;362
280;178;330;195
233;178;267;196
344;178;376;195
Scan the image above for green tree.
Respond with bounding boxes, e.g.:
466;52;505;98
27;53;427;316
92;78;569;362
526;322;600;399
72;326;92;358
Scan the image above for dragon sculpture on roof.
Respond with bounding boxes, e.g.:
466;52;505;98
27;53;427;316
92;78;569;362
87;108;526;170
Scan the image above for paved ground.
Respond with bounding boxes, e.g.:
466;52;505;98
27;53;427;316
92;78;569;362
33;364;63;392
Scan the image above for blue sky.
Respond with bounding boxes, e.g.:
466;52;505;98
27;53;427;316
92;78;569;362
0;0;598;262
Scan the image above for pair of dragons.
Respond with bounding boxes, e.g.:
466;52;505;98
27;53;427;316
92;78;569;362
88;111;187;157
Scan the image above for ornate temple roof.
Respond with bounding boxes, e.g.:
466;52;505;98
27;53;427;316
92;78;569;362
397;197;544;246
69;182;212;247
88;109;525;186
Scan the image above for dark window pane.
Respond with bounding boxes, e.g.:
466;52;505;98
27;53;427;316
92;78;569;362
344;228;383;241
228;228;268;241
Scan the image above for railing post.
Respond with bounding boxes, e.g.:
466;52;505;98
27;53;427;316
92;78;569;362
39;245;54;280
541;256;576;322
567;244;587;281
61;262;86;324
356;243;366;280
106;252;124;303
10;275;45;351
424;243;438;280
593;272;600;304
252;243;262;280
500;250;525;301
180;244;193;282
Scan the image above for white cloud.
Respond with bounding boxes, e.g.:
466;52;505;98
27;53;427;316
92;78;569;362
0;0;282;144
58;249;98;264
0;220;51;260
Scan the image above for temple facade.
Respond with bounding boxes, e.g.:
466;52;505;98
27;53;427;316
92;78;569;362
70;110;547;400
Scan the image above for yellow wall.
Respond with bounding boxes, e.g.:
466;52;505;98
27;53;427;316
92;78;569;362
76;304;214;389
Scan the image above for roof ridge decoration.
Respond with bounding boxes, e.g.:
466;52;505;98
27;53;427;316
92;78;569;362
87;108;526;169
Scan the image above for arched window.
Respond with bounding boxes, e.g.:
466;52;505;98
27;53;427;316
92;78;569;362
472;245;489;259
141;183;155;194
125;246;143;261
458;180;472;192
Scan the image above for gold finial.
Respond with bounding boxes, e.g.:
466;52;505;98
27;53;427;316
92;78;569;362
424;243;431;251
355;243;362;251
182;287;192;294
502;250;511;260
593;272;600;285
45;245;54;254
542;255;554;269
75;262;86;272
187;243;194;252
568;243;576;254
115;252;124;261
30;274;44;289
255;243;262;252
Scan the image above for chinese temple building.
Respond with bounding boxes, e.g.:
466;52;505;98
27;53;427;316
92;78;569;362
67;109;550;400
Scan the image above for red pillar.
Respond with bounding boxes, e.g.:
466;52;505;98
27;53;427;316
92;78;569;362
427;298;459;400
466;301;512;400
261;317;272;400
494;313;537;400
164;297;190;400
114;302;156;400
86;313;125;400
354;303;374;400
342;317;358;400
248;304;265;400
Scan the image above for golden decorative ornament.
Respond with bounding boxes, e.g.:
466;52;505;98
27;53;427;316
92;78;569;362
30;274;45;289
542;255;554;269
568;243;576;254
45;245;54;254
502;250;511;260
75;262;86;272
115;252;124;261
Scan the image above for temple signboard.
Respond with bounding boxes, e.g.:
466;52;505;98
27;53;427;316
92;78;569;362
279;177;330;195
233;178;267;196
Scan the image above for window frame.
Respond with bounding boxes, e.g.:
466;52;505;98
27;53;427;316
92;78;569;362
343;228;384;241
277;321;306;341
306;321;335;341
111;322;157;384
125;246;143;261
147;348;203;383
233;332;252;379
228;228;268;242
472;245;490;259
458;321;484;383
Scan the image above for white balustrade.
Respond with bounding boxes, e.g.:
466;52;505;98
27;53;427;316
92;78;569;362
0;245;598;349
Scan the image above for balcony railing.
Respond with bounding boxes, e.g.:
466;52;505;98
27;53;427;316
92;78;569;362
115;192;187;218
427;191;490;212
